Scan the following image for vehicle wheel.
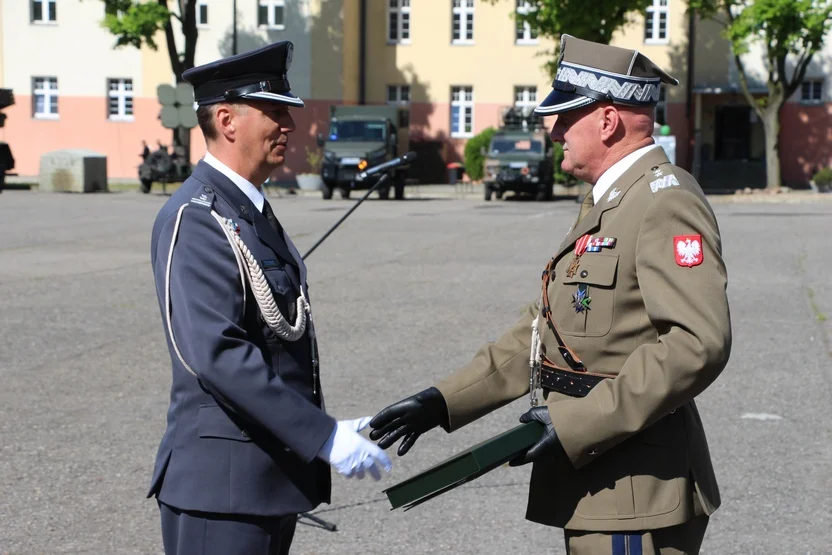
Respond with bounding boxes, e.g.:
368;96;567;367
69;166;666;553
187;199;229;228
378;187;390;200
140;178;152;194
495;190;504;200
339;186;351;200
321;184;333;199
484;186;493;201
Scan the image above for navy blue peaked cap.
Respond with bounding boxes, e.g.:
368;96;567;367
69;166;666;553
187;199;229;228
183;41;304;108
535;34;679;116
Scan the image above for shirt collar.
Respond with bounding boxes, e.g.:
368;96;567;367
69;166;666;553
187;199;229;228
592;143;661;204
202;151;265;213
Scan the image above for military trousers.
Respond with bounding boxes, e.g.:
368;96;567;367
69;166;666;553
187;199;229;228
159;501;298;555
564;514;709;555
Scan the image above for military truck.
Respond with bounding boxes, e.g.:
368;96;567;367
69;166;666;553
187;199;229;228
482;107;554;201
316;104;411;200
138;142;192;194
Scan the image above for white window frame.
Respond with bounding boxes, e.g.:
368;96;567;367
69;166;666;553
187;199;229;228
452;0;475;45
451;86;474;138
196;0;209;27
387;85;411;104
387;0;411;44
654;86;667;125
644;0;669;44
33;77;59;119
515;0;538;45
31;0;57;24
800;79;824;103
514;86;537;116
258;0;285;30
107;78;134;121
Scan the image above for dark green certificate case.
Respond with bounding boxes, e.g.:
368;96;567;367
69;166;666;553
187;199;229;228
383;421;544;511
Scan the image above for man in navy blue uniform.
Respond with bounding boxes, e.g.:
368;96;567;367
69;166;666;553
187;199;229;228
147;41;392;555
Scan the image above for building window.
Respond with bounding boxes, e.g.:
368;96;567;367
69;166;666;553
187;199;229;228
387;85;411;104
258;0;285;30
644;0;669;43
514;86;537;116
108;78;134;120
515;0;538;44
451;86;474;138
197;0;209;26
387;0;411;44
31;0;57;23
654;86;667;125
452;0;475;44
33;77;58;119
801;79;823;102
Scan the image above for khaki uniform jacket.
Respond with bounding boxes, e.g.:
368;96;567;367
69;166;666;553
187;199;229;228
435;146;731;532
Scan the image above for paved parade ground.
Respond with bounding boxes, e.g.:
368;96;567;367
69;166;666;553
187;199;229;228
1;187;831;554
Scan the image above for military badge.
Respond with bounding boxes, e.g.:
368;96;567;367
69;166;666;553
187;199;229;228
674;235;703;267
572;285;591;313
607;188;620;202
585;236;616;252
566;234;591;278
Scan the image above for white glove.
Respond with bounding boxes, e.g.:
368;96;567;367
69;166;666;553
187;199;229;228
317;417;393;480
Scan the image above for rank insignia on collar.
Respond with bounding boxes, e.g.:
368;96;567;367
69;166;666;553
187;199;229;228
572;285;591;313
607;188;620;202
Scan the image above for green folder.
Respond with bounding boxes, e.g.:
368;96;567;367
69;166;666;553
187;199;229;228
383;421;544;511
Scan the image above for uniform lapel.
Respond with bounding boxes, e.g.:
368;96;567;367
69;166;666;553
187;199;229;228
553;146;670;262
193;161;301;278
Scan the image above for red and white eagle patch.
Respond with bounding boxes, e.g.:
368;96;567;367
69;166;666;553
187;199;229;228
674;235;703;267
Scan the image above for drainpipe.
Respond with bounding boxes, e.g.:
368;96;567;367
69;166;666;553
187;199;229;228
686;9;696;172
359;0;367;105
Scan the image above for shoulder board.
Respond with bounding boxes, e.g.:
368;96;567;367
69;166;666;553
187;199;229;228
647;165;681;195
189;185;216;209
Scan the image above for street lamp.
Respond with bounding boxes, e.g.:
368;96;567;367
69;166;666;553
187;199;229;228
232;0;237;55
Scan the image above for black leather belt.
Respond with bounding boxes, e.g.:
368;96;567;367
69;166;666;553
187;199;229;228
540;366;611;398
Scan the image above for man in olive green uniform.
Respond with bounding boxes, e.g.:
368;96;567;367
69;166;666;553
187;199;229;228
370;35;731;555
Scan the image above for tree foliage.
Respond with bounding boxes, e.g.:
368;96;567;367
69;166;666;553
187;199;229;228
97;0;199;81
689;0;832;187
483;0;655;77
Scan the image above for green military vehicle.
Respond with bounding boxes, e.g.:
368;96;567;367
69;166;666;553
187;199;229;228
317;104;411;200
482;107;554;201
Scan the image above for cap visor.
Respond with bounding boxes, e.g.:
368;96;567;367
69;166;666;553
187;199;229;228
533;88;595;116
242;90;305;107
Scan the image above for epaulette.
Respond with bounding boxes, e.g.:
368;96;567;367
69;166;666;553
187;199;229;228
647;164;680;195
189;185;216;210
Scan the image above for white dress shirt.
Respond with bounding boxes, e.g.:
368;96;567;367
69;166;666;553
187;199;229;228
592;143;662;204
202;151;265;213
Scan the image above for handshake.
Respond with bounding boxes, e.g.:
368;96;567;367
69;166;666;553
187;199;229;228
318;387;562;481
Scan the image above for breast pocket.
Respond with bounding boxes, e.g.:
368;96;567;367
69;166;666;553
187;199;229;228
559;253;618;338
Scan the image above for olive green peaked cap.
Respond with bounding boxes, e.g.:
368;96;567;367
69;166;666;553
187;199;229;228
534;34;680;116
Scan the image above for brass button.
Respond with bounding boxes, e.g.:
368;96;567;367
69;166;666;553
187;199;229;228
580;270;588;278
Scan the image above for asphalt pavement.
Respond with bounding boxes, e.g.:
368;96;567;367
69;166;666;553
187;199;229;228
1;187;830;555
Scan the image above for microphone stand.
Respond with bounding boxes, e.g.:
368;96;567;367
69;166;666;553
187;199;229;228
302;172;392;260
297;170;395;532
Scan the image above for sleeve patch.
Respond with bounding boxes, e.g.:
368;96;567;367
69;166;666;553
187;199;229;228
674;235;703;267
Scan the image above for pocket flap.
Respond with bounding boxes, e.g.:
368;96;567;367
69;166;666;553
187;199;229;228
197;405;252;442
563;253;619;287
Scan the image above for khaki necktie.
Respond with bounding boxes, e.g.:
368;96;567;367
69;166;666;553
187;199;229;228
577;190;594;222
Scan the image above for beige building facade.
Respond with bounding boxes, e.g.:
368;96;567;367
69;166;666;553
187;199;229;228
0;0;828;187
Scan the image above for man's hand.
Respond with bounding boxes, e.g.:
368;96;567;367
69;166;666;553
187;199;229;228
369;387;449;456
317;417;393;480
509;406;564;467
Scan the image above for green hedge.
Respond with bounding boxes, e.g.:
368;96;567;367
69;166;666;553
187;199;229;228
552;142;578;186
463;127;496;182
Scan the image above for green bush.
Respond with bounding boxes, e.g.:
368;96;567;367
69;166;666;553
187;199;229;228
463;127;496;182
812;167;832;192
552;142;578;186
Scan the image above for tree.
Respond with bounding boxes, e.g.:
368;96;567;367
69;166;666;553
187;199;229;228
98;0;200;160
689;0;832;189
483;0;655;78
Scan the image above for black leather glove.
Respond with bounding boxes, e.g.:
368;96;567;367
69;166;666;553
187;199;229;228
509;406;564;467
369;387;449;456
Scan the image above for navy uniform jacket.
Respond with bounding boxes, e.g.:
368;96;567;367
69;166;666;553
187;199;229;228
147;160;336;516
